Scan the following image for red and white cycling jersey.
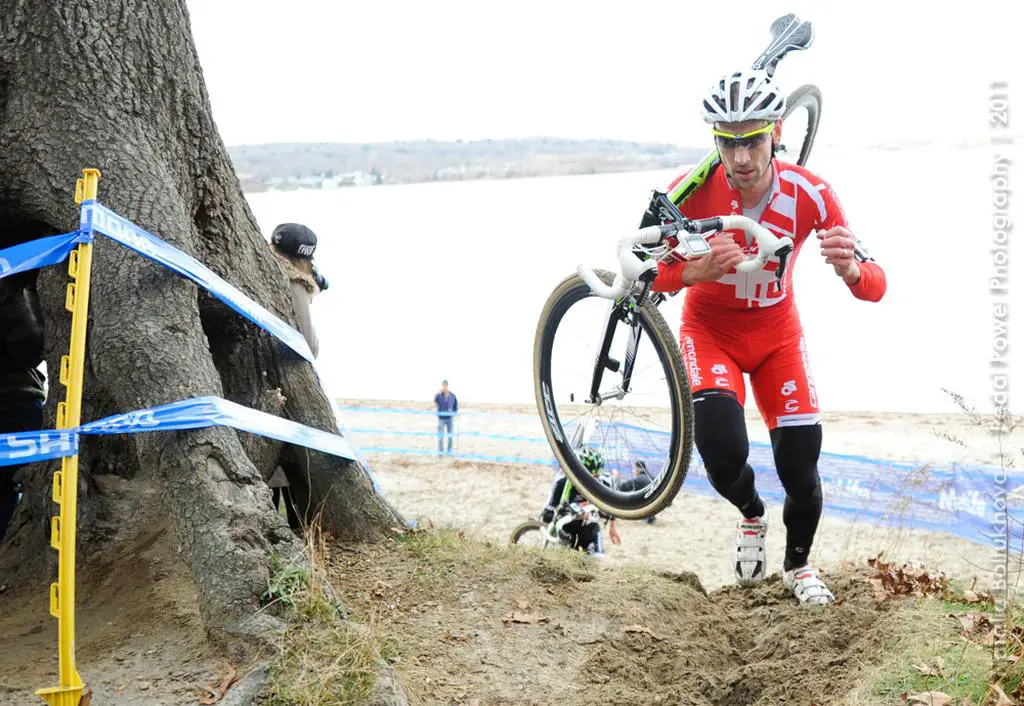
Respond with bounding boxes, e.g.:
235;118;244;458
653;159;887;429
653;158;886;311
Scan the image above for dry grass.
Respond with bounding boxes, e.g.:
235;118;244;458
260;515;395;706
847;397;1024;706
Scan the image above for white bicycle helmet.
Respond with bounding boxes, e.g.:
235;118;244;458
701;69;786;124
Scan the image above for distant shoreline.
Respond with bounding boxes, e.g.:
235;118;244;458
240;162;686;193
228;136;1008;193
227;137;709;193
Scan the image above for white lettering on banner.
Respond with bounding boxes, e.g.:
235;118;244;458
88;409;160;433
937;488;989;519
4;433;76;460
87;205;162;261
820;478;871;501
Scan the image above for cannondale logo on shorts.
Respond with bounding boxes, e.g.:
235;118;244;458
683;336;702;387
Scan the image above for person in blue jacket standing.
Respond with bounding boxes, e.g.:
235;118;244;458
434;380;458;455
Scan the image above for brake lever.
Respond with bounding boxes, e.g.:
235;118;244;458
774;243;794;283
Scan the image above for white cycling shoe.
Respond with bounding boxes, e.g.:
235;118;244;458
734;514;768;586
783;565;835;605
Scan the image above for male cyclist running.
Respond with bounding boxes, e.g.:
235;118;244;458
643;69;886;604
542;446;621;556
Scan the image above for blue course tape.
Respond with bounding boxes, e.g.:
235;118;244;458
337;405;537;422
345;427;550;444
81;201;315;362
359;446;556;466
0;230;90;281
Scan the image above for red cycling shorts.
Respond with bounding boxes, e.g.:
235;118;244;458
679;303;821;431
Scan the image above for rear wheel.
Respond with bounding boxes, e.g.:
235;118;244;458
779;83;822;166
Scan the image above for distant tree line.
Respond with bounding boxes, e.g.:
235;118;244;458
226;138;709;191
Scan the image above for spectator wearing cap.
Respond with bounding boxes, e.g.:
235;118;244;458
270;222;328;359
268;222;330;530
433;379;458;455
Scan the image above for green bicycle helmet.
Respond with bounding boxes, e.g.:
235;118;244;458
579;446;604;476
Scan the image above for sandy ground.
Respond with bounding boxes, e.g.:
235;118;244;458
340;398;1024;593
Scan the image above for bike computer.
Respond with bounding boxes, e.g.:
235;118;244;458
667;233;712;260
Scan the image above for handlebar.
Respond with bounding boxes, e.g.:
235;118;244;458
577;212;795;301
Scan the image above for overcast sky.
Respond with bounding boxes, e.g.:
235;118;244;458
186;1;1022;148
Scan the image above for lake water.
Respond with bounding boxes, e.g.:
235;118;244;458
244;143;1023;415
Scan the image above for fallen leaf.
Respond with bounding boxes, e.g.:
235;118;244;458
197;664;240;704
913;662;939;677
513;597;531;611
989;683;1013;706
502;610;548;624
907;692;951;706
963;590;980;603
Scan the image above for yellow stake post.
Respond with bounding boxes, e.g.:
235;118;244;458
37;168;100;706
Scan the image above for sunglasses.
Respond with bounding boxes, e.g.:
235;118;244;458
712;122;775;150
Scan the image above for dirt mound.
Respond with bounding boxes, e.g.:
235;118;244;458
0;477;237;706
329;528;908;706
586;573;894;706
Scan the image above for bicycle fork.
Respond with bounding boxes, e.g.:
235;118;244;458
586;276;647;405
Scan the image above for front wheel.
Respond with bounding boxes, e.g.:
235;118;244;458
509;520;558;549
533;270;693;520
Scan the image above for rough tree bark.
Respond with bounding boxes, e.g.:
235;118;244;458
0;0;405;653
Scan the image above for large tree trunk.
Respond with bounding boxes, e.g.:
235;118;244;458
0;0;405;653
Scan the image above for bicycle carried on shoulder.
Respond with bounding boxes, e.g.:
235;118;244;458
531;14;822;521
